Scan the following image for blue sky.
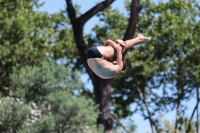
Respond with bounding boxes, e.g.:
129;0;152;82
39;0;127;34
38;0;197;133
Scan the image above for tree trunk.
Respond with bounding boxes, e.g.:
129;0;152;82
65;0;141;132
123;0;141;41
184;70;199;133
71;18;114;132
65;0;115;132
175;97;181;132
175;67;182;132
137;86;158;133
94;77;113;132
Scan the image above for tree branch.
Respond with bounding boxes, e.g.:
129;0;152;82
65;0;116;78
187;100;198;129
113;115;130;133
137;87;158;133
65;0;76;22
78;0;115;25
123;0;142;40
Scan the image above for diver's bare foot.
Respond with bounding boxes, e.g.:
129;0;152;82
136;33;151;45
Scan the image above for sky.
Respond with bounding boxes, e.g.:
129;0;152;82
37;0;197;133
38;0;127;33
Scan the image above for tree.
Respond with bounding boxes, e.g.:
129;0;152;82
64;0;141;132
0;61;102;133
0;0;71;96
112;0;200;132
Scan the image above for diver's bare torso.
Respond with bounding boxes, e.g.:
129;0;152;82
87;58;118;79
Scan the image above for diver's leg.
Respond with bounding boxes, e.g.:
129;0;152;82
124;34;151;49
96;34;150;58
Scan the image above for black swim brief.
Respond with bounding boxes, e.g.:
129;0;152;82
87;47;104;59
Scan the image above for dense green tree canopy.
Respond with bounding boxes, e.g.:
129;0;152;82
111;0;200;132
0;0;77;96
0;61;102;133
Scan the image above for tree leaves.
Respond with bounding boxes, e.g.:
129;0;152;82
90;0;200;132
0;60;102;133
0;0;78;96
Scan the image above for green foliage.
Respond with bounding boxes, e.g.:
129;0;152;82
0;98;30;132
136;0;200;112
10;60;81;103
0;0;78;96
92;0;200;132
0;61;102;133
